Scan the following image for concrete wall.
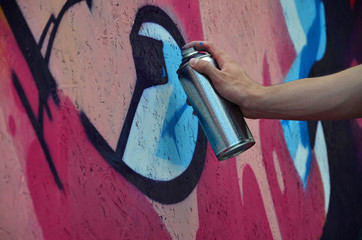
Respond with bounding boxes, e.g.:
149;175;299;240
0;0;361;239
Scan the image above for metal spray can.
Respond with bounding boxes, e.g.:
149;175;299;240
177;47;255;160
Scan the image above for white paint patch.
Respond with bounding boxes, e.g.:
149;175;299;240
314;121;330;213
273;151;285;193
316;1;327;61
294;143;309;184
123;85;187;180
280;0;307;54
139;22;178;46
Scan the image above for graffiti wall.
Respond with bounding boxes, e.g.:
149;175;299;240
0;0;361;239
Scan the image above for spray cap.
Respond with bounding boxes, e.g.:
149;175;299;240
181;47;198;59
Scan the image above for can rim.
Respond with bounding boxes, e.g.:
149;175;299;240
176;54;212;75
217;139;255;161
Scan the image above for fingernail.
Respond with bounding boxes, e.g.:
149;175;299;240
190;58;199;66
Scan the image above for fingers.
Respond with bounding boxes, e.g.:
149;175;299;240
182;41;205;50
183;41;230;68
189;58;222;85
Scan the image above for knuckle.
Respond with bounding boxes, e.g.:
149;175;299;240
206;41;214;48
202;41;213;51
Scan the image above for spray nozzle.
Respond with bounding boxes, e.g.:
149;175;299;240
181;47;198;59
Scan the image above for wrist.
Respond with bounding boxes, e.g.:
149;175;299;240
241;84;268;119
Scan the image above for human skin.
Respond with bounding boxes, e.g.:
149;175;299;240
184;41;362;121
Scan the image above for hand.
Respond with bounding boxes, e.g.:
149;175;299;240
183;41;265;118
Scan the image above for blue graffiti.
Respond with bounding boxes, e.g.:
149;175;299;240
122;22;198;181
281;0;326;186
156;40;198;168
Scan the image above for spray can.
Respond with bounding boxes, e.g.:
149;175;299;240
177;47;255;160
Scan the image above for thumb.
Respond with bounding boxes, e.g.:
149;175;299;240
190;58;221;84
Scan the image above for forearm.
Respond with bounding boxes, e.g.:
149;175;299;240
248;65;362;120
184;41;361;120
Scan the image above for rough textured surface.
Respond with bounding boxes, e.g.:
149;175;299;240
0;0;361;239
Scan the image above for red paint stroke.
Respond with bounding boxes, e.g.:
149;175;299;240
196;155;275;239
1;13;171;240
345;1;362;67
157;0;203;42
351;0;356;9
241;165;274;239
25;96;172;240
272;1;297;77
196;151;247;239
8;115;16;136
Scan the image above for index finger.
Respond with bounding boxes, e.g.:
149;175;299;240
182;41;230;68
